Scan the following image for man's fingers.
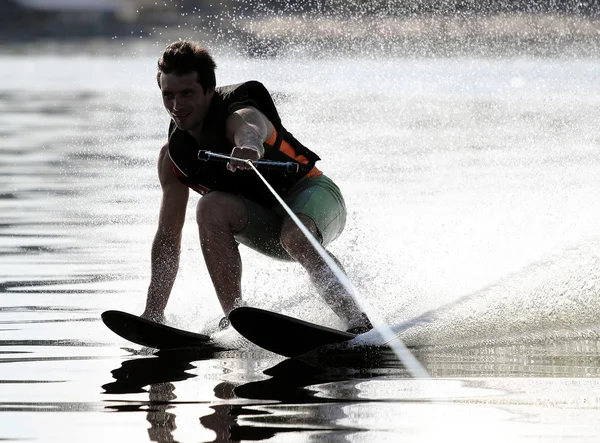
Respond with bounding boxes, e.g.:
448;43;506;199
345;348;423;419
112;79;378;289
227;146;259;172
227;158;251;172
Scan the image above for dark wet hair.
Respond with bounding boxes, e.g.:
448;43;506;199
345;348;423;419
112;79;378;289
157;40;217;92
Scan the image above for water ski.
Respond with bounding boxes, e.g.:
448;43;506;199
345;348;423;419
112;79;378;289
102;310;212;350
228;307;356;358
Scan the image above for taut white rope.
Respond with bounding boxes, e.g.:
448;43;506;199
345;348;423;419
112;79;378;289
246;160;430;379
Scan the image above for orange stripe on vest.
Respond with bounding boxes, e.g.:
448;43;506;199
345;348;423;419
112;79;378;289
265;129;322;178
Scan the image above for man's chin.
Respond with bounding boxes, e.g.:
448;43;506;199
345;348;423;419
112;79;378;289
173;119;196;131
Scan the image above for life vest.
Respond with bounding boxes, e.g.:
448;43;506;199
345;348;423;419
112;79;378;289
168;81;321;208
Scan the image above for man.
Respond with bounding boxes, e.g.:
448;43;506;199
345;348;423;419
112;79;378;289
141;40;372;334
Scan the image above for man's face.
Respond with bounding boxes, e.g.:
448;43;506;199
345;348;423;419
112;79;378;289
160;72;214;132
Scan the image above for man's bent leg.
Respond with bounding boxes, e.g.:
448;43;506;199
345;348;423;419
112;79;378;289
280;215;370;331
233;197;292;261
197;192;249;315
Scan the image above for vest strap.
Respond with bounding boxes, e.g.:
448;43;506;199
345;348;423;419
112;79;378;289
274;126;285;151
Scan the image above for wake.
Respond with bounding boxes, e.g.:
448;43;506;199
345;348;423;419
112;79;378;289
353;238;600;350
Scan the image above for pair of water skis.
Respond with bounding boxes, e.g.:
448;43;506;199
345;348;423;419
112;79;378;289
101;307;360;358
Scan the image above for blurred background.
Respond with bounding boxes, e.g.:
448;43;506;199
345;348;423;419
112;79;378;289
1;0;599;57
1;4;600;441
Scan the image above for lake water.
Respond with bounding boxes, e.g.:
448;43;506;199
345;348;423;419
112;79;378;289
1;43;600;442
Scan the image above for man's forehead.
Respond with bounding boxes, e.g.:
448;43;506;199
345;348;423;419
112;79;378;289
160;72;199;89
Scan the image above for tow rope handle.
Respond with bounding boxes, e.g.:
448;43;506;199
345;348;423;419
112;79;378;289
198;150;299;174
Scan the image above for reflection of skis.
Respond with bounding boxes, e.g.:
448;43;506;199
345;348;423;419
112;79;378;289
102;347;229;395
229;307;356;357
120;346;155;356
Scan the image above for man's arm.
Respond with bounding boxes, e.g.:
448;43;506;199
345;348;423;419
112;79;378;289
225;106;274;171
141;142;189;322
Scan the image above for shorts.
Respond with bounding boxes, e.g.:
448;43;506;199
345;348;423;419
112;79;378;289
234;174;346;260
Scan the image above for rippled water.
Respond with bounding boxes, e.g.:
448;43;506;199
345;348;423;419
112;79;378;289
1;45;600;442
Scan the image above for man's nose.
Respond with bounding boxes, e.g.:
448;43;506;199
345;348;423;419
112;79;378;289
172;97;181;110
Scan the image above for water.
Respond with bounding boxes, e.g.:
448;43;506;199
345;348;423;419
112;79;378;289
1;46;600;442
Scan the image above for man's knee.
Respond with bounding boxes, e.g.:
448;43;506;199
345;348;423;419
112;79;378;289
280;215;319;255
196;192;247;232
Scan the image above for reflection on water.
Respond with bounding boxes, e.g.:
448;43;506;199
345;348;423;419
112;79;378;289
103;351;372;441
93;342;600;441
420;340;600;378
2;48;600;442
103;348;227;394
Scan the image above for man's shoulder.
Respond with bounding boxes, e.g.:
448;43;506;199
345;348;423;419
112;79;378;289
159;140;170;154
216;80;268;96
215;81;273;107
158;141;172;167
214;81;280;124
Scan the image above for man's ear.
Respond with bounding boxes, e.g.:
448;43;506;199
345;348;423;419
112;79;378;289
205;87;215;97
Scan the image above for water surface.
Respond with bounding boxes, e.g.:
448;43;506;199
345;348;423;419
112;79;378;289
1;47;600;442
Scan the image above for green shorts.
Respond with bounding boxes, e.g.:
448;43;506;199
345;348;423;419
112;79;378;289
234;174;346;260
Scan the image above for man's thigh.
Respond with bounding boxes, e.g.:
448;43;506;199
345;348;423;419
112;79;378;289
234;174;347;260
278;174;347;247
233;197;289;260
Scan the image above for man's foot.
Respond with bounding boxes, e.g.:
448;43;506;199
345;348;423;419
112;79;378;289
218;316;231;330
346;313;373;335
141;310;166;324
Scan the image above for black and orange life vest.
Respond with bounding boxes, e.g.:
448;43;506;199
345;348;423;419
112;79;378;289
168;81;321;208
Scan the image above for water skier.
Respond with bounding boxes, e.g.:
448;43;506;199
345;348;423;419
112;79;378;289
141;40;372;334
